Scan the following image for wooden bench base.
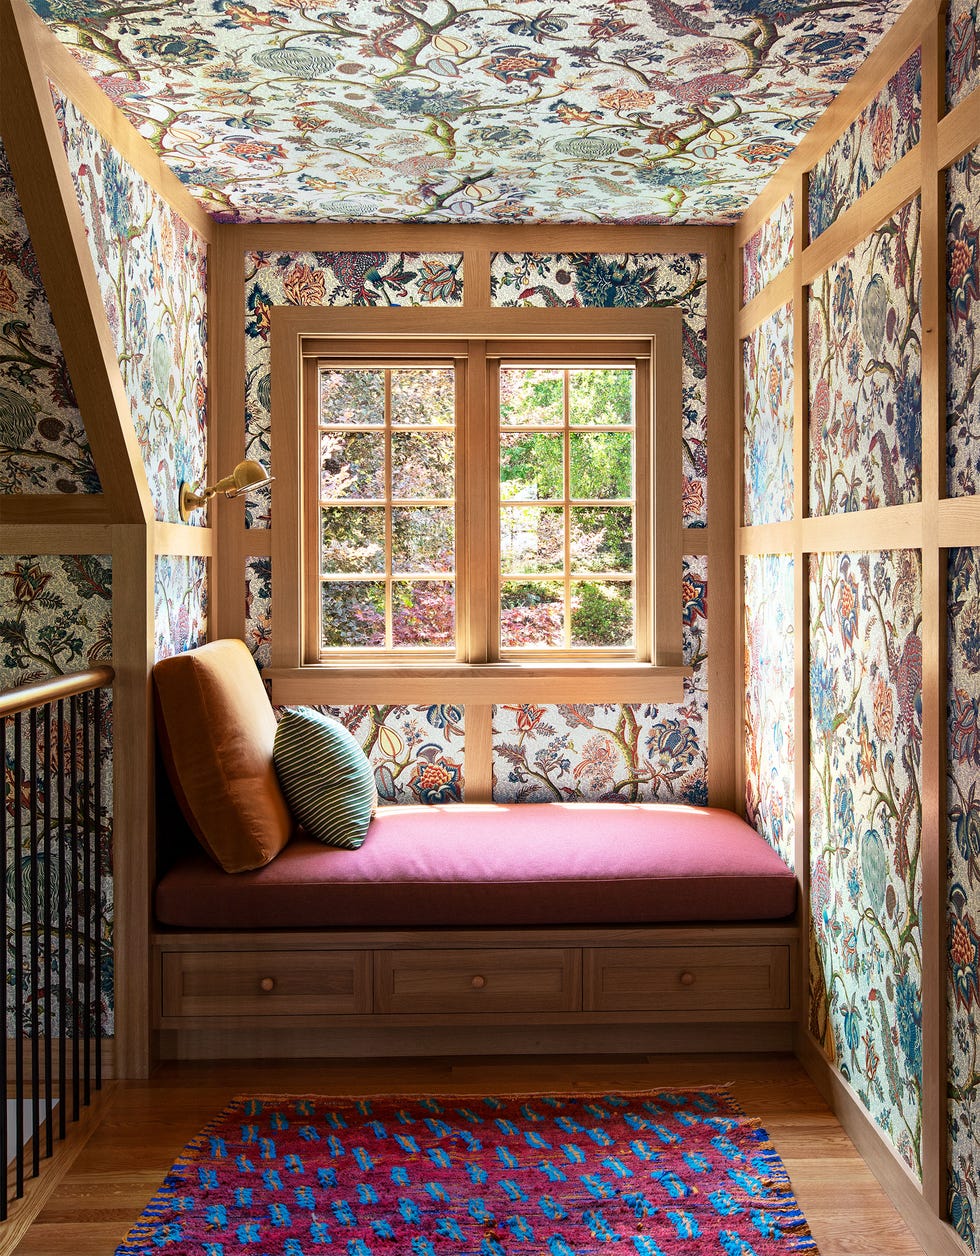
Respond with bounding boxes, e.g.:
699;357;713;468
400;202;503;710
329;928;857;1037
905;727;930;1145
153;920;799;1060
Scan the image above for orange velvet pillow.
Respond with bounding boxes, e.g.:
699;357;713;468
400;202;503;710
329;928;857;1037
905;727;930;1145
152;639;294;873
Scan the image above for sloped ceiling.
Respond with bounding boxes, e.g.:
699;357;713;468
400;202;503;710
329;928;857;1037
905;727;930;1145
32;0;912;225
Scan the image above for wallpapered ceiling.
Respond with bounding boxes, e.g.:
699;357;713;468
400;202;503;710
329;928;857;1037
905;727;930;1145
29;0;911;225
743;553;794;871
0;554;113;1036
743;301;793;526
809;198;922;516
948;145;980;499
153;555;208;662
809;549;923;1175
948;546;980;1253
52;89;208;525
0;139;99;495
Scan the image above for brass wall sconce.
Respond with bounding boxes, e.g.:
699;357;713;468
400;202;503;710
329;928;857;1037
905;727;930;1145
179;460;275;522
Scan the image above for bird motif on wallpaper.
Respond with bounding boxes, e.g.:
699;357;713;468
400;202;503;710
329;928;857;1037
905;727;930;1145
0;385;36;450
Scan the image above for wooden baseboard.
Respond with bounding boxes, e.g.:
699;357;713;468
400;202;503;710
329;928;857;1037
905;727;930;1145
796;1030;969;1256
5;1038;114;1081
157;1020;794;1060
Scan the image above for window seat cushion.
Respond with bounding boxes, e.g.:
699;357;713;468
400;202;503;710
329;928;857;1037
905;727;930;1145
155;802;796;929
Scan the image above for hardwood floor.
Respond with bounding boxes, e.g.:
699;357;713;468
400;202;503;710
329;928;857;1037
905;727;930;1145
12;1053;925;1255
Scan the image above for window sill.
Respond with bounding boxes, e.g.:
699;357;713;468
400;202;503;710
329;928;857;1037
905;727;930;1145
263;663;692;705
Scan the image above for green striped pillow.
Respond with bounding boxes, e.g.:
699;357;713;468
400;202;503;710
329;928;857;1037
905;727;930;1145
273;707;377;849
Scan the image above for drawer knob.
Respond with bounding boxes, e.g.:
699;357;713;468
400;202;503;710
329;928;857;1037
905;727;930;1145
259;977;276;993
470;975;487;989
679;971;696;987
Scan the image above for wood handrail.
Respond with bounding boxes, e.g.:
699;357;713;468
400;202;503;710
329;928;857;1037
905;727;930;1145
0;665;115;718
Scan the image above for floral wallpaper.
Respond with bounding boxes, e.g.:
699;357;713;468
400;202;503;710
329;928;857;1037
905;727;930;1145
948;147;980;498
809;198;922;516
0;135;98;492
0;138;98;496
742;196;794;305
744;554;795;871
310;704;465;805
491;252;708;528
743;302;794;526
948;0;980;112
245;555;272;669
153;555;207;662
492;556;707;804
809;49;921;241
948;546;980;1252
31;0;909;225
52;89;208;524
0;553;113;1035
244;249;462;527
809;550;923;1176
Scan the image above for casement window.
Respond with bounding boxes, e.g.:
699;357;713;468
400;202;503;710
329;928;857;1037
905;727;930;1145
270;309;686;705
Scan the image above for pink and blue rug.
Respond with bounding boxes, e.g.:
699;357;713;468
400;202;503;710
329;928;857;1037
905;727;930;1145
116;1089;818;1254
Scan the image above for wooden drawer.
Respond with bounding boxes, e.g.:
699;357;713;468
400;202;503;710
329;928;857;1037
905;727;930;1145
585;945;790;1012
375;948;581;1015
161;950;371;1018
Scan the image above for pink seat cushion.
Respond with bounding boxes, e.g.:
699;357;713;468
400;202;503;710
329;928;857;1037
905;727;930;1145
155;803;797;929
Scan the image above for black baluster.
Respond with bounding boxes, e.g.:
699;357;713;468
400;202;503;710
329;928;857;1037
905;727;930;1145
93;689;102;1092
1;715;8;1220
56;700;66;1142
70;696;79;1124
43;703;53;1156
13;712;24;1199
81;691;91;1109
29;706;39;1177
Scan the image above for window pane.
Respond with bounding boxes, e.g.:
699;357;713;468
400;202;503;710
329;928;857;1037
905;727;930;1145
570;580;634;648
320;432;384;500
500;432;563;501
391;367;454;426
499;367;563;427
500;505;564;575
570;431;632;500
392;431;454;499
571;507;633;573
320;369;384;425
321;506;385;574
500;580;564;649
569;368;634;426
321;581;385;647
392;581;455;647
392;507;454;573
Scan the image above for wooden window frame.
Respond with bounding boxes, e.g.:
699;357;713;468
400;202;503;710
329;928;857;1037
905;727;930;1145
269;307;689;705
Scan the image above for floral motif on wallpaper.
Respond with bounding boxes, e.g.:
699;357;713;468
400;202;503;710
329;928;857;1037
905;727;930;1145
491;253;708;528
809;550;922;1175
0;139;98;495
309;704;465;805
244;249;462;527
52;89;208;524
492;556;707;804
809;198;922;516
744;554;794;871
245;555;272;669
947;546;980;1252
31;0;909;224
743;302;794;526
742;196;794;305
809;49;921;240
948;147;980;498
948;0;980;111
153;555;207;661
0;554;113;1035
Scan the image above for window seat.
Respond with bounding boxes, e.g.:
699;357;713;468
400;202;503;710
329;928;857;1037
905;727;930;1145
156;802;796;930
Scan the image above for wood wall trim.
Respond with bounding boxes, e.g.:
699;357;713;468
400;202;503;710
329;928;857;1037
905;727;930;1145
1;0;150;526
739;502;925;556
938;495;980;545
0;496;111;525
797;1032;968;1256
153;523;214;558
938;82;980;170
736;268;793;339
735;0;938;245
21;3;214;243
0;524;113;553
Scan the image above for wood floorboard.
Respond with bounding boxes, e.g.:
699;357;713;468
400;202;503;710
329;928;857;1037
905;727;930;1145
11;1053;925;1256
